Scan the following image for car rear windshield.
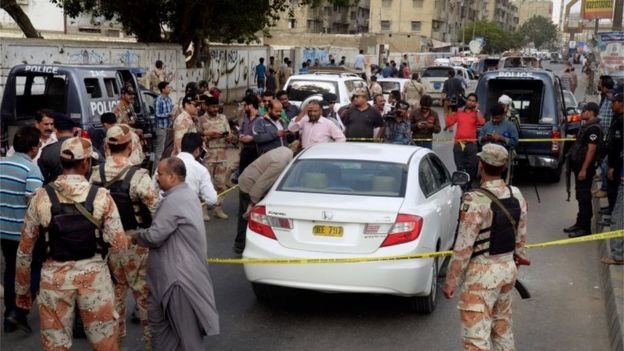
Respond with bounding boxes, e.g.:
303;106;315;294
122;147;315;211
286;80;338;102
379;81;400;94
277;159;407;197
422;68;449;78
487;79;548;124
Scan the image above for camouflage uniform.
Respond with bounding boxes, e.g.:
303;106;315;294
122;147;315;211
198;113;231;193
113;100;137;125
172;110;197;155
445;145;528;351
90;147;159;350
15;138;128;351
104;124;145;166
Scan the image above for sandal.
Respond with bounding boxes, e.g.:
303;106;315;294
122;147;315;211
601;256;624;265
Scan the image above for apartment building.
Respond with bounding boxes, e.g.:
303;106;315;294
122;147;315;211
484;0;519;31
271;0;370;34
516;0;554;26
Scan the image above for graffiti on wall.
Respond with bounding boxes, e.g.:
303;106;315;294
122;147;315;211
68;49;105;64
113;49;141;66
302;48;329;65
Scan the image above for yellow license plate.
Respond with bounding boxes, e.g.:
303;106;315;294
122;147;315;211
313;225;344;237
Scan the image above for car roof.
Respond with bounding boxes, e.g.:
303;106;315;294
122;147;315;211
288;73;363;81
10;63;131;72
297;142;424;164
479;68;555;80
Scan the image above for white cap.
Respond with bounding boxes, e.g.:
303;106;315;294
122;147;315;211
498;95;512;105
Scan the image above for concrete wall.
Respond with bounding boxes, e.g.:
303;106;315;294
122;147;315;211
0;38;273;103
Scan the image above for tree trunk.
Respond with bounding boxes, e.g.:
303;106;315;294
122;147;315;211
1;0;42;38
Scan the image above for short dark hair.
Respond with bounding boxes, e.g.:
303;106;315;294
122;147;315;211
600;76;615;89
155;60;163;69
244;94;260;109
481;161;505;176
411;73;419;80
262;91;275;98
158;81;169;92
420;95;433;108
13;126;41;153
185;81;198;96
101;112;117;125
259;57;265;63
490;104;505;117
359;50;364;54
198;80;209;89
181;132;203;154
61;158;86;170
390;90;401;101
35;109;54;123
164;157;186;179
373;94;385;102
448;69;455;77
108;141;130;154
276;90;288;99
466;93;478;101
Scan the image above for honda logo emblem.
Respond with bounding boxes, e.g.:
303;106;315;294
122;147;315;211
322;211;333;221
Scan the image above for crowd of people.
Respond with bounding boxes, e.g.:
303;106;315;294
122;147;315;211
1;53;623;351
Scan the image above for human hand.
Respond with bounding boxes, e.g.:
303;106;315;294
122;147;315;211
442;283;454;299
578;169;587;181
16;292;32;310
277;130;285;137
240;135;254;143
608;168;614;181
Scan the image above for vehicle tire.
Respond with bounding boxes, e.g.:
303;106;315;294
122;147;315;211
251;282;276;302
409;256;438;314
547;165;562;183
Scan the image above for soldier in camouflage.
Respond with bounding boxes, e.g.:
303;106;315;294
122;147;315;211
198;96;232;219
90;125;160;350
172;94;200;156
443;143;529;351
15;137;128;351
113;86;138;125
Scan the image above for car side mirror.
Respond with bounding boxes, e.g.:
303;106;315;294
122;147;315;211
451;171;470;186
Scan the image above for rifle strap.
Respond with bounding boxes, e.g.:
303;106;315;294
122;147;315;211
472;187;518;237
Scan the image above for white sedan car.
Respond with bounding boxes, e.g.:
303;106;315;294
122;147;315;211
243;143;466;313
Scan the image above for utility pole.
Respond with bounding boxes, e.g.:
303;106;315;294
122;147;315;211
614;0;623;30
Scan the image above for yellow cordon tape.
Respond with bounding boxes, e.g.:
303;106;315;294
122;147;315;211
345;137;576;143
217;184;239;198
206;230;624;265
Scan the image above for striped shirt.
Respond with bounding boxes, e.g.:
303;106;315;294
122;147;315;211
155;94;174;128
0;153;44;241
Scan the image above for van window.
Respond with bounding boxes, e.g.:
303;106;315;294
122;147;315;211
104;78;119;97
422;67;449;78
13;74;67;118
487;79;544;124
84;78;102;98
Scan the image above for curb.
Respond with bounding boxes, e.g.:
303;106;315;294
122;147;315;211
599;239;624;351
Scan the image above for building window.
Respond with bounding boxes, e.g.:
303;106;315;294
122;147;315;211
381;20;391;31
351;11;356;20
432;20;442;32
382;0;392;8
412;0;424;7
288;18;296;29
411;21;421;32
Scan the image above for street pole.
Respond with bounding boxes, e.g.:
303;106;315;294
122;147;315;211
614;0;623;30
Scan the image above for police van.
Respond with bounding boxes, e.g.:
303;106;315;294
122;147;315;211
475;68;569;181
1;64;155;154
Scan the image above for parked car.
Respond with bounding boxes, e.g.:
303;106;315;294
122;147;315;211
377;78;409;101
474;57;500;78
476;68;569;181
1;64;155;158
283;72;370;111
420;66;477;104
243;142;467;313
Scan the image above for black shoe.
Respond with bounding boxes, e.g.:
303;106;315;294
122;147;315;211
598;219;612;227
568;229;590;238
130;310;140;324
232;245;244;254
6;315;32;334
599;208;611;216
3;320;17;333
564;225;581;233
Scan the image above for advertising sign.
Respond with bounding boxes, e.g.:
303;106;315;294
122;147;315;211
583;0;614;20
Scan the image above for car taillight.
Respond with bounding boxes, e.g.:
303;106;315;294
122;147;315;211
248;206;277;240
570;114;581;122
551;130;561;155
80;130;90;139
380;214;423;247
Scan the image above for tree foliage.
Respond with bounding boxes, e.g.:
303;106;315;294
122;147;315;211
1;0;42;38
50;0;354;65
458;20;525;54
518;15;559;50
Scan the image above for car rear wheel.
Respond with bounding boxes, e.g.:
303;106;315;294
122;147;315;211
409;256;438;314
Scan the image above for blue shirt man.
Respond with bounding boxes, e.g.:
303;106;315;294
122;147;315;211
255;58;267;92
155;81;174;129
478;104;519;150
0;126;44;332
